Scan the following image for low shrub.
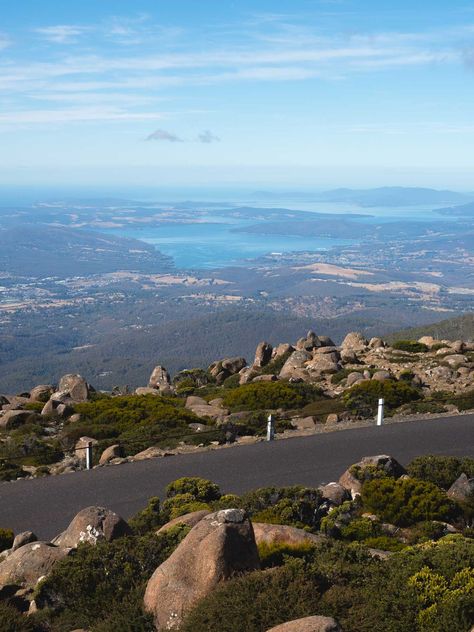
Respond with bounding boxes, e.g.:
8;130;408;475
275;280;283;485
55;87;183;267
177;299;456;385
222;382;322;412
258;540;317;568
165;477;221;503
0;460;26;482
241;486;324;530
362;478;456;527
407;455;474;490
35;528;187;628
0;602;34;632
344;379;421;417
128;497;161;535
362;535;404;552
392;340;429;353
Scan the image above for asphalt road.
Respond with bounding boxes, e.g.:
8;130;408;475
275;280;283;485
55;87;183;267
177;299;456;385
1;414;473;540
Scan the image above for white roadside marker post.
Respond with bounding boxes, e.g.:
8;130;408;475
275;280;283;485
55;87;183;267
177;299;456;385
377;398;385;426
267;414;275;441
86;441;93;470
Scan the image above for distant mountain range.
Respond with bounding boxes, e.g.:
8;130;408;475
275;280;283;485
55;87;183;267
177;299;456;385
254;187;473;207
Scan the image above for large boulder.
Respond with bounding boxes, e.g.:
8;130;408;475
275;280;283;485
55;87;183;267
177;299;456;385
306;352;340;375
209;357;247;384
252;523;325;547
447;473;474;503
0;409;37;430
148;366;172;392
253;342;273;368
99;444;122;465
29;384;54;402
341;332;367;351
279;350;311;380
144;509;260;629
157;510;211;534
266;615;342;632
0;542;71;590
273;343;294;358
318;482;350;506
339;455;406;496
52;506;132;548
58;374;90;403
185;396;228;421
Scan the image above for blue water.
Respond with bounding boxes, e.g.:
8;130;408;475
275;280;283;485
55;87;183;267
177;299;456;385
107;196;450;269
110;221;355;269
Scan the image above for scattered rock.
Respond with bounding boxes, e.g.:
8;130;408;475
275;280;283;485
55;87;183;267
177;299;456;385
135;387;162;396
266;615;342;632
253;341;273;368
252;523;325;548
52;506;132;548
325;414;339;425
253;374;278;382
29;385;54;402
131;447;173;461
443;354;467;368
339;455;406;496
346;372;364;387
0;542;72;590
144;509;260;629
291;416;316;430
318;482;350;506
148;366;172;392
341;332;367;351
447;473;474;503
0;410;37;430
12;532;38;551
157;510;211;534
99;444;122;465
371;370;392;381
58;374;90;403
368;337;385;349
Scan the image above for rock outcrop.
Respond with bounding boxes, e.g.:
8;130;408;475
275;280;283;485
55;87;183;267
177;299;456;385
144;509;260;629
447;473;474;503
52;506;132;548
0;542;72;590
339;455;406;496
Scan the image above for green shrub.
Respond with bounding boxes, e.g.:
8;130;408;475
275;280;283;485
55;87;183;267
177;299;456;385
180;559;322;632
258;541;317;568
0;602;34;632
161;494;211;521
222;373;241;389
362;535;404;552
448;389;474;412
339;517;381;542
241;486;324;530
362;478;456;527
35;529;187;628
165;477;221;502
128;497;161;535
392;340;429;353
0;528;14;552
407;455;474;490
0;460;26;481
320;500;361;538
344;379;421;417
222;382;322;412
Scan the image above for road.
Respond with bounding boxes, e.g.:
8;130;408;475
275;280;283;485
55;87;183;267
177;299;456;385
1;414;473;540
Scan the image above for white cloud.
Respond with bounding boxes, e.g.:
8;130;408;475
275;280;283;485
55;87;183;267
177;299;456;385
0;107;164;124
35;25;90;44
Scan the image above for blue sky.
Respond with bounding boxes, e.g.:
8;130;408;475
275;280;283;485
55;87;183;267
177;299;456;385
2;0;474;189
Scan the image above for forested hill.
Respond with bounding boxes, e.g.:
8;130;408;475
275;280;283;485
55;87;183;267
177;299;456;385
389;313;474;343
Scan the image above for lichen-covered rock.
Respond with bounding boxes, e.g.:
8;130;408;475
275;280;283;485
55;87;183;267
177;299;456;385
341;332;367;351
279;350;311;380
29;384;54;402
52;506;131;548
318;482;350;506
144;509;260;629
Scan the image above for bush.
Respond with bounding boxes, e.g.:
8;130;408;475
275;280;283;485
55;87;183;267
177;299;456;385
241;486;324;530
180;559;322;632
0;460;26;482
222;382;322;412
0;602;34;631
407;455;474;490
362;535;404;552
0;528;14;553
344;379;421;417
165;477;221;503
339;517;381;542
258;540;317;568
392;340;429;353
128;497;161;534
362;478;456;527
161;494;211;521
35;529;187;628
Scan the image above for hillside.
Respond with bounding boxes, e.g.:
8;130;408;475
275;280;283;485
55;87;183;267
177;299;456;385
390;313;474;343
